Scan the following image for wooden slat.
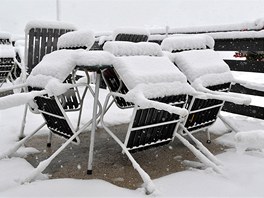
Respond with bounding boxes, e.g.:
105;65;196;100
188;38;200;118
27;29;35;73
222;102;264;120
33;28;41;68
40;28;48;62
230;83;264;97
225;60;264;73
46;28;53;54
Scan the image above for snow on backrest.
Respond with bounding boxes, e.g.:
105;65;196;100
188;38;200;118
57;30;95;49
173;49;233;87
0;45;15;58
103;41;163;56
25;20;76;33
113;27;150;41
161;34;214;52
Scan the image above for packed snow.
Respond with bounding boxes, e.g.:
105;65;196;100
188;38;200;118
1;0;264;197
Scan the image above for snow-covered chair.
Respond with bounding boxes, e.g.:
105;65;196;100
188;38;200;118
113;27;150;42
0;32;16;95
100;41;226;193
161;35;251;139
13;21;77;139
0;30;117;187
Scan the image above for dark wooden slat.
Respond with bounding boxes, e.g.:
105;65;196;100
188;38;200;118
222;102;264;120
230;83;264;97
225;60;264;73
27;29;35;73
33;28;41;68
214;38;264;51
46;28;54;54
40;28;48;62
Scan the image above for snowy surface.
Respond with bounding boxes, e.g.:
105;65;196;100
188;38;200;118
27;50;114;89
0;86;264;197
112;55;187;90
103;41;163;57
161;34;215;52
25;20;76;34
1;0;264;197
57;30;95;49
173;49;233;86
0;44;15;58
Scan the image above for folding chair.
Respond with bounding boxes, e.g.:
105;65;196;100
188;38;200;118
0;30;116;187
17;20;77;139
0;32;15;96
161;35;251;140
101;41;225;194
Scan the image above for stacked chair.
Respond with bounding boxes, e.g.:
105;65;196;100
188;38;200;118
161;35;251;140
0;32;15;96
100;39;228;193
17;20;77;139
0;27;117;190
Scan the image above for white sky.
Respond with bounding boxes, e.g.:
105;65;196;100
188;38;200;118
2;0;264;35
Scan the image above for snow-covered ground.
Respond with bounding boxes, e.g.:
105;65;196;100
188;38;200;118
1;0;264;197
0;86;264;197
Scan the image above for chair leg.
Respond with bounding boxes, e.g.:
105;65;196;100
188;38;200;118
0;122;46;159
87;72;101;175
218;114;238;132
20;119;93;184
100;93;155;194
175;124;223;173
206;128;211;144
47;132;52;147
18;104;28;140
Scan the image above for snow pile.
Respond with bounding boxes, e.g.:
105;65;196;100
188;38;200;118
27;49;114;89
0;31;11;40
57;30;95;49
113;55;187;90
113;27;150;40
25;20;76;33
103;41;163;57
0;44;15;58
161;34;214;52
173;49;233;87
235;130;264;153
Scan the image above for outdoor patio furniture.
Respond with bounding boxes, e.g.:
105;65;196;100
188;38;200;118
0;32;15;96
100;41;226;192
113;27;149;42
161;35;251;139
17;20;77;139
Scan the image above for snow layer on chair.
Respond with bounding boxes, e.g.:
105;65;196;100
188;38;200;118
26;49;114;89
57;30;95;49
0;31;11;40
0;45;15;58
25;20;76;33
112;27;150;40
161;34;214;52
173;49;232;86
104;41;163;56
113;56;187;90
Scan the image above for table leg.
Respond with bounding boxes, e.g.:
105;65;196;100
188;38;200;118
87;71;101;174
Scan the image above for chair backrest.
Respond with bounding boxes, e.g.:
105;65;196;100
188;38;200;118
113;27;149;42
0;32;15;88
25;21;76;73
